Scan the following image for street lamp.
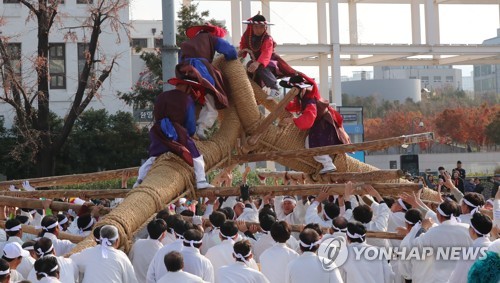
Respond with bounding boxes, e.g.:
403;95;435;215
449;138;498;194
410;117;424;154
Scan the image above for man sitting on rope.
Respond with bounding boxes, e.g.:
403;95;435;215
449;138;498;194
134;78;214;190
239;13;297;100
177;23;237;140
280;73;351;174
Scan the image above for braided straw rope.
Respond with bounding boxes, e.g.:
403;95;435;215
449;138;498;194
68;57;439;254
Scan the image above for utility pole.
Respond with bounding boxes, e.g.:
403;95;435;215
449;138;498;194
162;0;178;91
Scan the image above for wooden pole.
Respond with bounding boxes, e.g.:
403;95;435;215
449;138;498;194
182;216;403;240
257;170;405;183
0;167;138;190
196;183;420;198
0;196;83;212
232;132;434;163
0;189;130;199
241;88;298;153
0;221;85;243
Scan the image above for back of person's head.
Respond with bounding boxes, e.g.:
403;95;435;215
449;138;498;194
147;219;167;240
332;216;348;233
100;225;119;247
0;258;10;282
259;213;276;232
164;251;183;272
220;220;238;239
180;210;194;217
56;214;69;229
218;207;235;221
39;215;58;237
93;226;102;244
353;204;373;224
5;219;22;237
346;221;366;243
462;192;485;211
173;220;188;239
323;203;340;220
270;221;291;243
15;215;30;226
183;229;203;248
404;209;423;226
304;223;323;237
259;207;277;219
383;197;395;208
22;241;35;252
34;237;54;258
34;256;59;280
156;209;170;222
77;214;94;232
209;211;226;228
233;240;252;262
298;228;321;253
470;213;493;236
165;214;182;234
438;200;458;220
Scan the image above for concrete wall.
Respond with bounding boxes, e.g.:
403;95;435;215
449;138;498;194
341;79;421;102
366;152;500;175
0;1;132;128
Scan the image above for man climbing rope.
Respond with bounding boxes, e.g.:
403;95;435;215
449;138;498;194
176;23;237;140
134;78;214;189
239;13;297;100
280;73;351;174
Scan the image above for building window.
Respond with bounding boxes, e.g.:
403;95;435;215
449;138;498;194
77;0;93;3
131;38;148;49
6;43;21;78
421;76;429;84
3;0;20;3
433;76;441;83
445;76;453;83
49;43;66;89
77;43;95;88
409;76;416;79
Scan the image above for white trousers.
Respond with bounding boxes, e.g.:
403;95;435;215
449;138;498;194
197;94;218;136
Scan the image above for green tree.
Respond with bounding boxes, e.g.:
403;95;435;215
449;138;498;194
485;110;500;145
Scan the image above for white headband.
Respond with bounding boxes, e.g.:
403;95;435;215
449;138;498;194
299;239;322;250
5;224;22;232
219;231;236;240
23;245;34;251
404;218;421;225
36;265;58;278
398;198;409;211
346;230;366;240
174;232;184;240
42;221;59;231
282;197;297;205
233;251;252;265
0;268;9;275
36;244;54;257
463;198;478;208
29;210;37;215
470;220;487;236
59;217;68;226
437;206;450;217
100;234;119;258
183;239;203;248
79;218;95;234
331;223;346;232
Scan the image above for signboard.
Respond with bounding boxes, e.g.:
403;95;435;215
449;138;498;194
133;109;153;123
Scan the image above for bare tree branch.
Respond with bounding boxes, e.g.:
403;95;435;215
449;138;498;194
19;0;40;17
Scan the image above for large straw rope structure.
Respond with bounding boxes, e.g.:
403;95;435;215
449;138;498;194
68;57;441;254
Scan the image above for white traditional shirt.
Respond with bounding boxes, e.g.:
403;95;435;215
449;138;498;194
345;202;390;248
27;255;78;283
205;238;258;282
70;245;138;283
200;227;221;255
252;232;298;262
236;207;259;223
274;196;308;225
161;232;176;246
448;236;492;283
285;251;343;283
38;277;61;283
129;238;163;283
260;242;299;283
42;232;75;256
0;236;33;279
216;262;270;283
157;270;208;283
340;242;394;283
10;269;24;282
305;201;334;228
398;223;428;283
146;239;183;283
408;218;472;283
458;213;473;225
181;246;215;283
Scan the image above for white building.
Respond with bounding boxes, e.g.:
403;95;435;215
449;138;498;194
0;0;132;129
474;28;500;96
374;66;462;92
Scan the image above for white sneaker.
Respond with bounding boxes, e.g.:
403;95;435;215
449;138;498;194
197;180;214;190
319;164;337;174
